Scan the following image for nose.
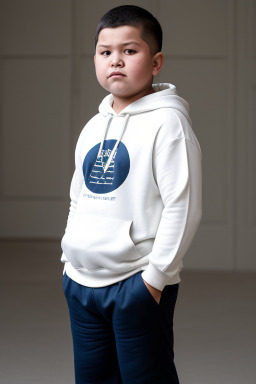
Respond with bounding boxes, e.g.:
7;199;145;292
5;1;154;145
110;53;124;67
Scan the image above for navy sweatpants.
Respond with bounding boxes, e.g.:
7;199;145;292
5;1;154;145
63;271;180;384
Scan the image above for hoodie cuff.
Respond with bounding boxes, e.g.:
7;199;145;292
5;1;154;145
141;263;181;291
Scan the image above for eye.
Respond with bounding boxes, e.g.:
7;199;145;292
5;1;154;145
125;49;136;55
102;51;111;56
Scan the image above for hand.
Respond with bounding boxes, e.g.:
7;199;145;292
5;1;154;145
143;279;162;304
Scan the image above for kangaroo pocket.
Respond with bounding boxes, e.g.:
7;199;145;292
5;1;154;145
61;214;141;271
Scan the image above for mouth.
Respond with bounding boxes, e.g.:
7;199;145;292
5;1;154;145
109;72;126;78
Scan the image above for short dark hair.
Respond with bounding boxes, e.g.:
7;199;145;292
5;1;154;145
95;5;162;54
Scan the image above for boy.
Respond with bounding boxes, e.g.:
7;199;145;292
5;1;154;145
61;5;202;384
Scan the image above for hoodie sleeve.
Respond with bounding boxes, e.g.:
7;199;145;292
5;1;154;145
141;116;202;291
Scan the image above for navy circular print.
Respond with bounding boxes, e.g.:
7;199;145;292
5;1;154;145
83;139;130;194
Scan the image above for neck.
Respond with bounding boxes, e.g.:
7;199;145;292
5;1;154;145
112;86;154;114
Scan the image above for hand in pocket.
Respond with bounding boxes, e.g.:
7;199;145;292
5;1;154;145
142;279;162;304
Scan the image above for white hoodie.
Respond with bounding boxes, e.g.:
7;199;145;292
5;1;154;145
61;83;202;291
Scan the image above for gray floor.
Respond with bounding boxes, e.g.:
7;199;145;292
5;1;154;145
0;240;255;384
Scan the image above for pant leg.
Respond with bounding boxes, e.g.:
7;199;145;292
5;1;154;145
112;272;180;384
63;273;122;384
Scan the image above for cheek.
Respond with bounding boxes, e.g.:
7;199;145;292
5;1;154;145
95;59;106;75
95;64;106;83
130;58;152;82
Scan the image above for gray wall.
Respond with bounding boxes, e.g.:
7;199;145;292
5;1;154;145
0;0;255;271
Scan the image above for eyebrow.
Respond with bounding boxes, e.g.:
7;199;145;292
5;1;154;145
97;42;141;48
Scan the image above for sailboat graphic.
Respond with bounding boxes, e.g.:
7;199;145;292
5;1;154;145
89;149;116;185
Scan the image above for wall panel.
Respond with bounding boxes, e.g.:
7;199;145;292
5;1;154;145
159;0;229;56
2;59;71;198
236;0;256;269
0;0;72;238
235;0;256;270
251;0;256;59
249;88;256;226
0;200;69;237
0;0;71;55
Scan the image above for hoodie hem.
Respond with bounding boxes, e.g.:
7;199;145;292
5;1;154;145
63;261;148;288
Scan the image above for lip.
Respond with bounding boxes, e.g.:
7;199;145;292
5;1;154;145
108;72;126;78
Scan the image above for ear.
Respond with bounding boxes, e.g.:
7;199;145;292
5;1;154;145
152;52;165;77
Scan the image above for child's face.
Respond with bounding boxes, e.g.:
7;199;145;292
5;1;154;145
94;25;160;108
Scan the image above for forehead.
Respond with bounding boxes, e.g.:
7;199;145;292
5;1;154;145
97;25;145;46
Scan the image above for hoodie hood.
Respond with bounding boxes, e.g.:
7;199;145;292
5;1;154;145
99;83;191;125
97;83;191;174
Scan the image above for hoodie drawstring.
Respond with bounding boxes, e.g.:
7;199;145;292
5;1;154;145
97;114;113;158
97;114;130;174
